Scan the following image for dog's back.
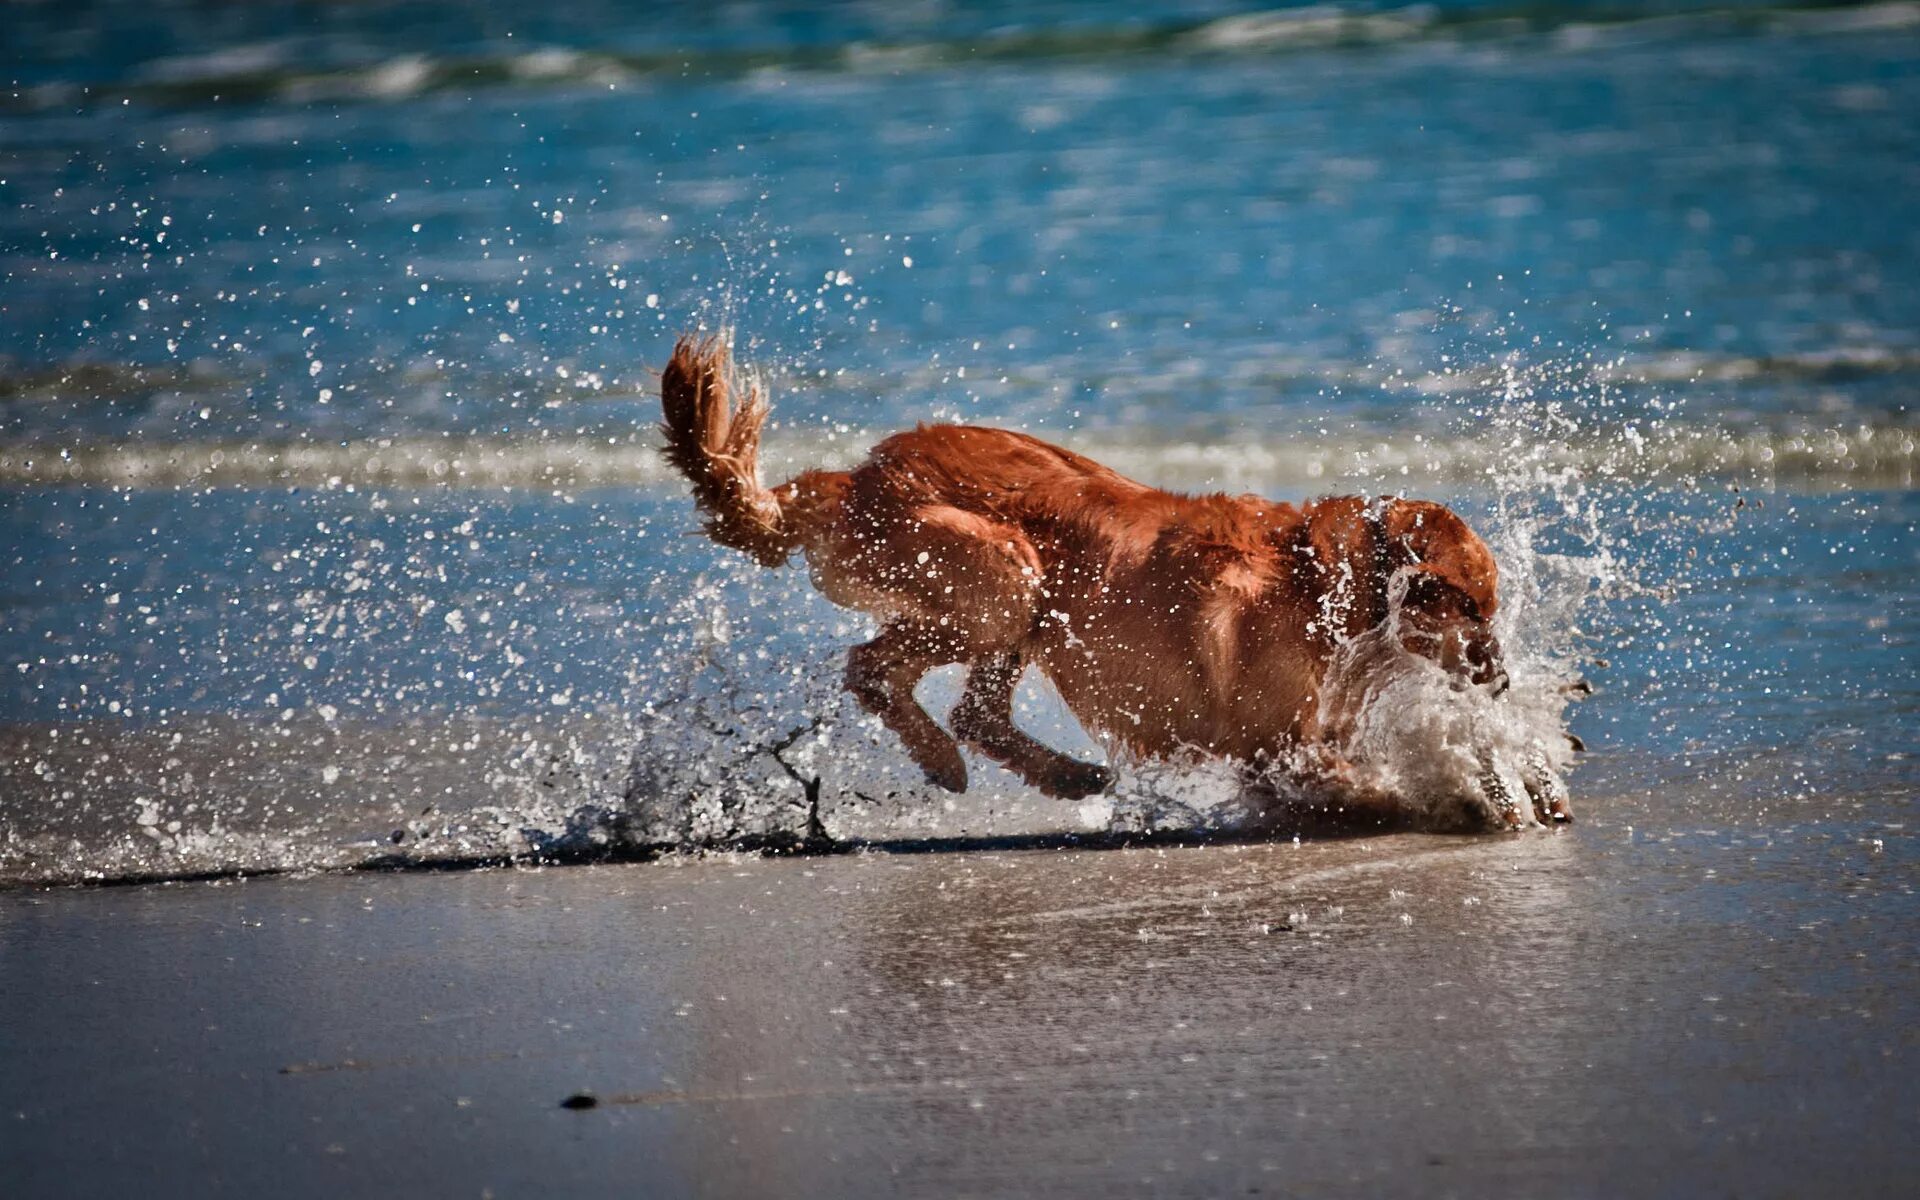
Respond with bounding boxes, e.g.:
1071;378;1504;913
814;422;1504;763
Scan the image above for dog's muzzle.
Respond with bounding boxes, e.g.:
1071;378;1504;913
1463;636;1507;694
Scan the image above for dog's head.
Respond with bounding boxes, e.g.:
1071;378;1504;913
1396;565;1506;692
1378;501;1506;692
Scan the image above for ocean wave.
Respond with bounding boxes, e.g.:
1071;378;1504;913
6;1;1915;114
5;341;1915;409
4;418;1912;491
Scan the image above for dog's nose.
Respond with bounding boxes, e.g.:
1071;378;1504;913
1488;668;1510;697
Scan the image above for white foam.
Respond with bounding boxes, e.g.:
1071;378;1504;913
4;417;1912;492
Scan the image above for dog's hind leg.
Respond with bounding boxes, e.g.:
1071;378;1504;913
836;501;1090;795
846;620;971;792
951;650;1112;801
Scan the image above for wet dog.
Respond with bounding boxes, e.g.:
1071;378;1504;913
660;333;1570;828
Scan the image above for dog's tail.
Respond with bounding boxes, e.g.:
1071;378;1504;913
660;332;819;567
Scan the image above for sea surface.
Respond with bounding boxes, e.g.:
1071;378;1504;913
2;0;1917;885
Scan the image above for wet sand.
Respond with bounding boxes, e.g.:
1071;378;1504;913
4;784;1913;1198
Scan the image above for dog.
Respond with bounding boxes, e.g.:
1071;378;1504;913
660;332;1571;828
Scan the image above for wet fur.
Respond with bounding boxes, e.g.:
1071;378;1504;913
660;333;1566;827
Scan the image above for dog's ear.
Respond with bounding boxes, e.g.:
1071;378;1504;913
1400;566;1485;623
1380;499;1499;620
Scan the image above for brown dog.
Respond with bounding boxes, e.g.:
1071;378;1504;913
661;333;1569;828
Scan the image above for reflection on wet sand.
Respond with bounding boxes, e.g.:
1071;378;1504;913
4;806;1911;1195
657;833;1589;1193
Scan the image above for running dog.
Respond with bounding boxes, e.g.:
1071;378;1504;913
660;333;1570;828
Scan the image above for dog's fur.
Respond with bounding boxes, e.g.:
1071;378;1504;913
662;333;1568;827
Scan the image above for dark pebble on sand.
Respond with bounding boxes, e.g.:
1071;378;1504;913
560;1093;599;1110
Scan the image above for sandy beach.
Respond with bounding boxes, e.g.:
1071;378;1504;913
6;765;1912;1197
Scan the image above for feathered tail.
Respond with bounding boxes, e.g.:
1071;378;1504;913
659;332;805;567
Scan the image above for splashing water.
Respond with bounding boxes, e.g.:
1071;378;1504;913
1288;327;1682;830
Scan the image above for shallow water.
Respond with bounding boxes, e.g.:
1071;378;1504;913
4;483;1912;882
3;0;1917;882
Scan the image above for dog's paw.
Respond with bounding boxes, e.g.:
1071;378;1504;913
1040;761;1113;801
1522;746;1572;824
1475;757;1526;830
917;747;969;794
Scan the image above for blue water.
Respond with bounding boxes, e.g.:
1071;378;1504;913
1;0;1915;882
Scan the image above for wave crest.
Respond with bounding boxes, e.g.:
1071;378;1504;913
5;418;1911;491
7;1;1915;114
